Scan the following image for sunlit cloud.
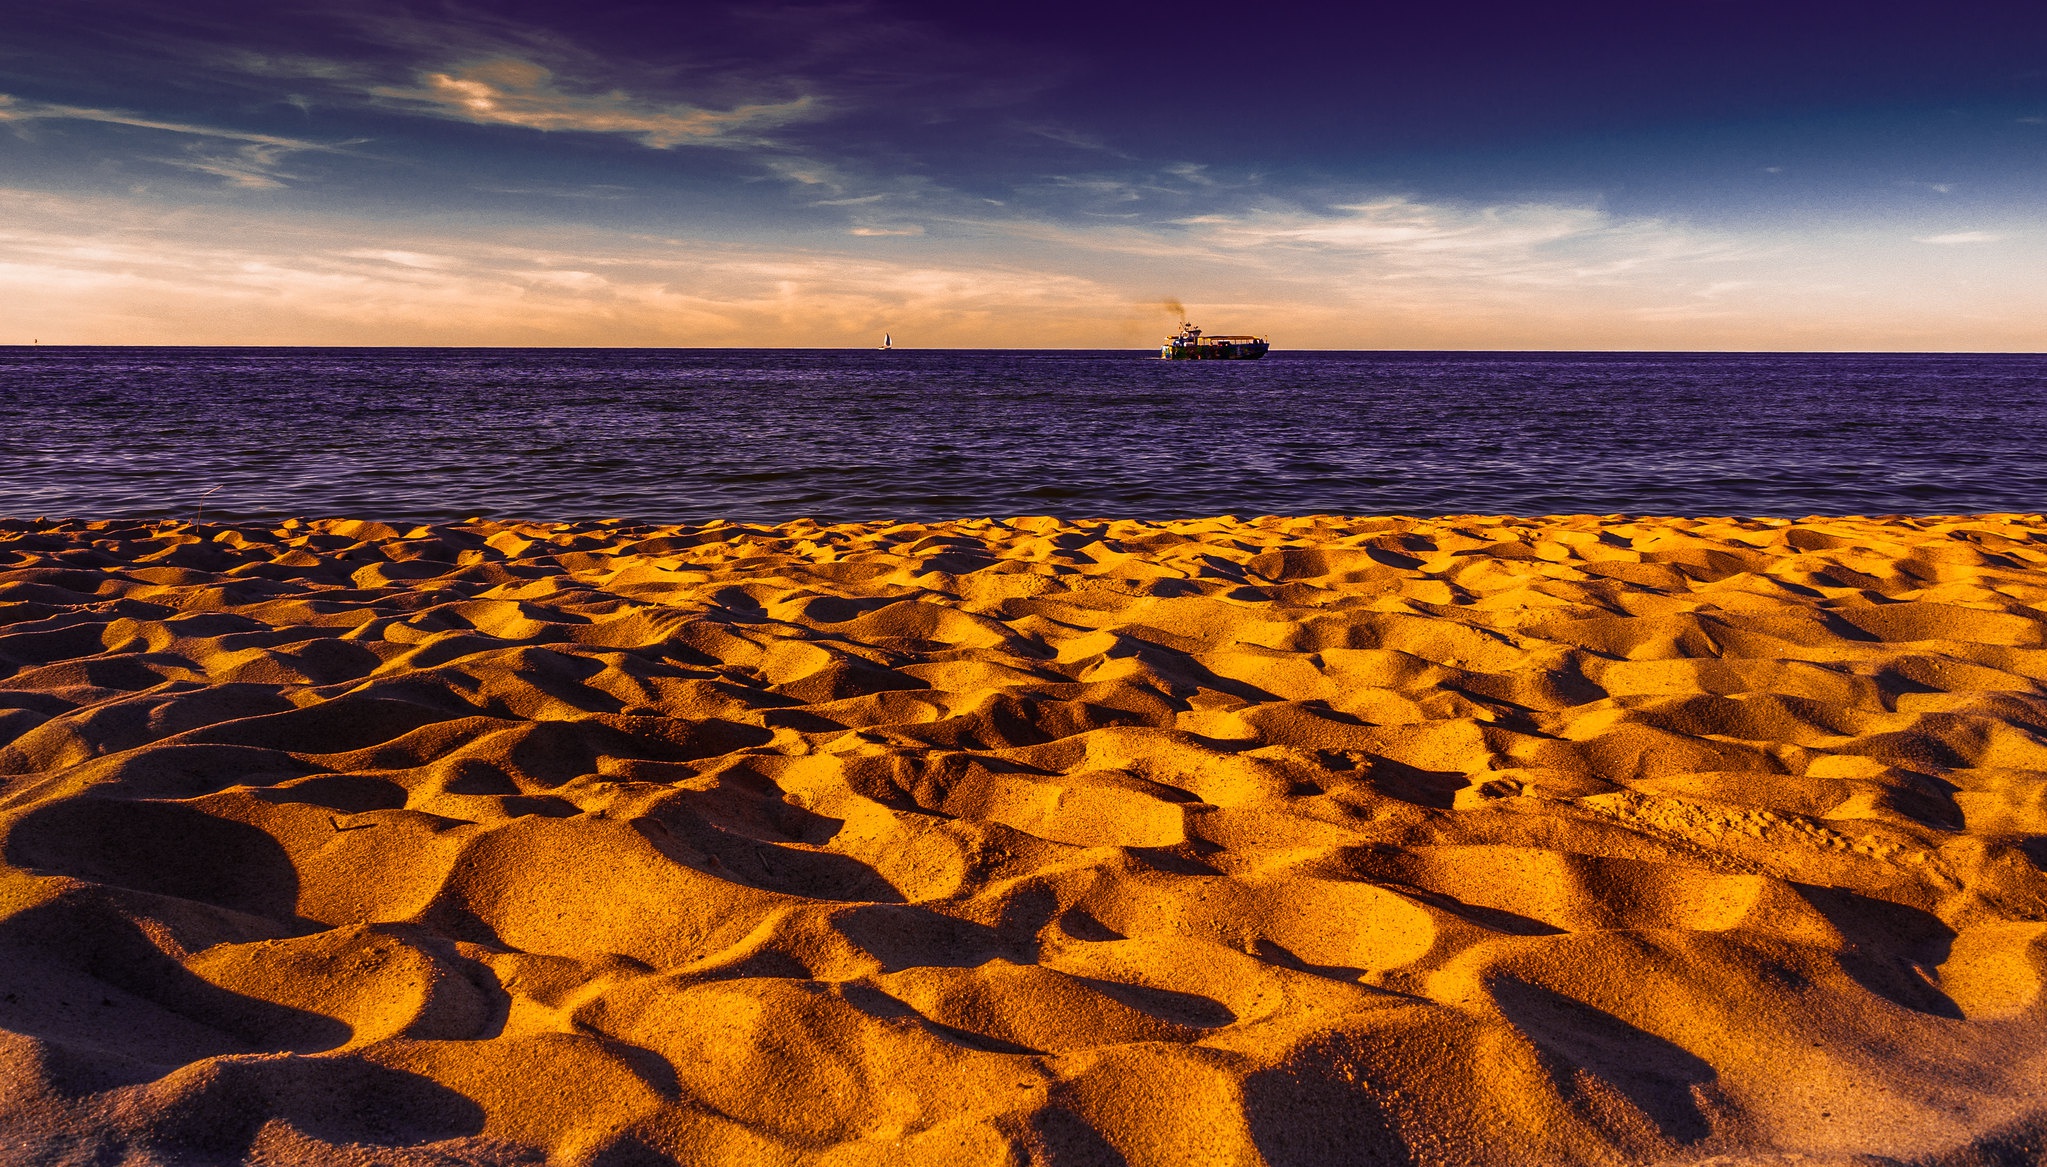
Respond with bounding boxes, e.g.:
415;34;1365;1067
757;155;858;191
1915;231;2002;244
1012;196;1753;295
0;190;1117;347
337;249;463;269
1185;198;1618;255
370;58;820;148
0;185;2040;352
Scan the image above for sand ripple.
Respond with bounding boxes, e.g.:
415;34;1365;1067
3;513;2046;1164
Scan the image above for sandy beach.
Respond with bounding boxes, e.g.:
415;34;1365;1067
2;511;2044;1165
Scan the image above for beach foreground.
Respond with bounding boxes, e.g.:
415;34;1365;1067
2;512;2044;1166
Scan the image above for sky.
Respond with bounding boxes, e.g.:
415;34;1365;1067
2;0;2043;349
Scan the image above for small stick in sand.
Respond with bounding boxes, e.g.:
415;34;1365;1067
193;485;223;526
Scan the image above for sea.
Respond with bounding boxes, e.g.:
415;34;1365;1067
2;348;2043;524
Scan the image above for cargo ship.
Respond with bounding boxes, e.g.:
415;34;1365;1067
1161;320;1269;360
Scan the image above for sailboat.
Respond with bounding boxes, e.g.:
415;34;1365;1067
880;333;892;351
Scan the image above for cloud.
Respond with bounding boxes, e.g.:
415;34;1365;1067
757;155;860;191
1153;197;1748;293
369;58;819;148
0;94;320;149
0;190;1120;347
2;185;2041;352
1916;231;2002;244
0;93;345;187
1017;123;1129;156
165;142;308;189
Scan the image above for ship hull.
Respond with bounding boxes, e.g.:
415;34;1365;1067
1161;341;1269;360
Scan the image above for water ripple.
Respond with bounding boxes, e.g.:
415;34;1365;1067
2;348;2043;521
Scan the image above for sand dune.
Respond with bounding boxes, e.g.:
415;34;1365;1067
2;512;2045;1165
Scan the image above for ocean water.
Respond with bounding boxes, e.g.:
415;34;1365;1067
2;347;2043;522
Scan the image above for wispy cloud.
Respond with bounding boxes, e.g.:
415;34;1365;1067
163;142;309;189
369;58;820;148
2;185;2041;351
1017;122;1130;157
1155;197;1750;293
0;93;347;187
1915;230;2002;244
0;189;1118;346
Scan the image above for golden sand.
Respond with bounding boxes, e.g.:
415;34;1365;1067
2;513;2045;1165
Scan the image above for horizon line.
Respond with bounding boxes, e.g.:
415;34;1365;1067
5;344;2044;356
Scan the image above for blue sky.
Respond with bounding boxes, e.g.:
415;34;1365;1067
2;0;2042;347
